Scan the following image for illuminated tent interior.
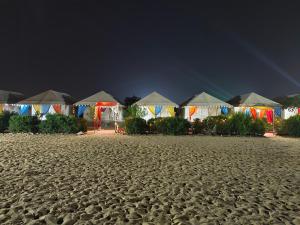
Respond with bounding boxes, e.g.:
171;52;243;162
75;91;123;129
181;92;232;121
0;90;24;113
273;94;300;119
227;92;281;123
134;91;178;121
17;90;75;119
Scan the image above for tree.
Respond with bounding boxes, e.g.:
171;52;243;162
124;96;141;107
123;105;147;119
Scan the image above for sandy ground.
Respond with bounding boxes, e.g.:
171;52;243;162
0;134;299;225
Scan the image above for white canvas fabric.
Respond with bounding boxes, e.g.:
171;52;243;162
184;106;214;121
76;91;123;123
0;90;24;104
283;107;298;119
2;104;20;113
182;92;231;121
134;92;178;107
139;106;174;121
75;91;121;106
101;106;123;122
18;90;75;105
134;92;177;121
31;104;72;120
83;105;123;122
185;92;232;107
228;92;280;107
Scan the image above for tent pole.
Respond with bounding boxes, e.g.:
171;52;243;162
94;105;96;134
273;109;275;134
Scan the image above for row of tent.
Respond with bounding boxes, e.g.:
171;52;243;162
0;89;299;127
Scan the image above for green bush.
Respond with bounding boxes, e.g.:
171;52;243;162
0;111;17;132
200;113;266;136
226;113;252;135
147;118;158;133
248;119;266;136
9;115;40;133
202;115;228;134
264;117;280;132
123;105;147;119
77;118;88;132
226;113;266;136
192;118;205;134
279;115;300;137
39;114;83;134
155;117;190;135
215;118;230;135
125;117;148;134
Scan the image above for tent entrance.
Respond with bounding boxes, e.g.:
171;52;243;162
93;102;119;131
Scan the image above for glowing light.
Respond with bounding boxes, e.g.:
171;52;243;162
229;32;300;88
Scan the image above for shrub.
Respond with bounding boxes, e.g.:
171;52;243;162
266;117;284;134
0;111;17;132
226;113;251;136
202;115;228;134
147;118;158;133
9;115;40;133
215;118;230;135
279;115;300;137
155;117;190;135
125;117;148;134
39;114;83;134
201;113;267;136
192;118;205;134
225;113;266;136
248;119;266;136
123;105;147;119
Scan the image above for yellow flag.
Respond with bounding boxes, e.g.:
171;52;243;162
148;106;156;116
33;104;41;113
167;106;175;117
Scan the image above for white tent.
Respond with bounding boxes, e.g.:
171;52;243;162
227;92;281;125
0;90;24;113
134;91;178;121
273;94;300;119
181;92;232;121
17;90;75;119
75;91;123;129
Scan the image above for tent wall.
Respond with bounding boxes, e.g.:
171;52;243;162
0;104;20;114
100;106;123;122
184;106;221;121
139;106;175;121
31;104;72;120
81;105;123;129
283;107;300;119
82;105;123;122
234;106;274;113
233;106;276;123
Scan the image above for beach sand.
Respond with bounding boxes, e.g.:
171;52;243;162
0;134;299;225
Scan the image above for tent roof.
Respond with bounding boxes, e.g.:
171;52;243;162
227;92;281;107
182;92;232;107
134;91;178;107
0;90;25;104
75;91;121;106
18;90;75;105
287;93;300;98
273;93;300;108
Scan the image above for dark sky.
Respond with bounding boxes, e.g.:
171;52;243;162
1;1;300;103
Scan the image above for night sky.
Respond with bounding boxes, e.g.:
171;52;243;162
1;1;300;103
